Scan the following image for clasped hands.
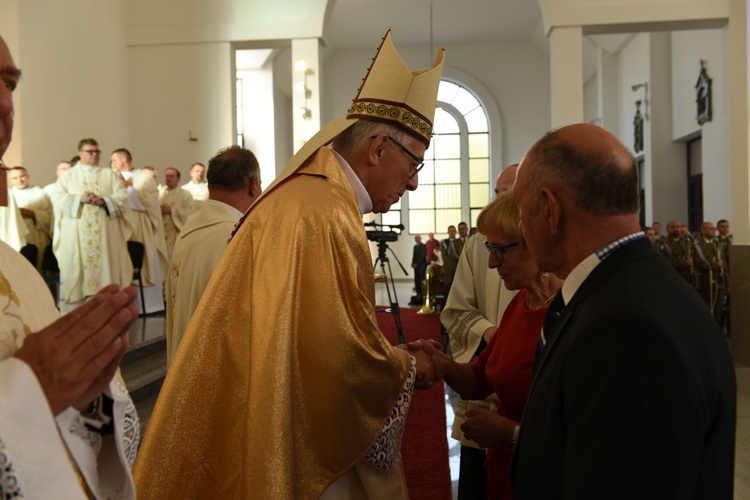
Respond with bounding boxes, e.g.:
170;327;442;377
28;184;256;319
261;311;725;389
13;285;138;415
81;191;104;206
397;338;449;390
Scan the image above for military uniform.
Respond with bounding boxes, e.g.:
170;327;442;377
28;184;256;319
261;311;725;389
717;234;732;330
659;238;694;285
717;234;732;272
693;237;726;324
440;237;464;292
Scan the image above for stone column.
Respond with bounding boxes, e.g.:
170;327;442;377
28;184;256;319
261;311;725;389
549;26;584;128
728;0;750;363
291;38;322;153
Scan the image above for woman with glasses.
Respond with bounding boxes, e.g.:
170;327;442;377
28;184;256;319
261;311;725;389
411;190;562;500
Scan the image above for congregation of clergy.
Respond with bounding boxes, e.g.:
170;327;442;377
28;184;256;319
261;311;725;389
2;146;212;312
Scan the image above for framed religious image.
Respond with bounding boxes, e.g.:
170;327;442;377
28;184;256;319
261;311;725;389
695;59;712;126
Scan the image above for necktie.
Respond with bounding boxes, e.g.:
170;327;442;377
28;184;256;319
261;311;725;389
536;292;565;359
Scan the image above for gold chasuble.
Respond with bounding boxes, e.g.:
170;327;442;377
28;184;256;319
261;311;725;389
134;148;407;498
135;29;444;499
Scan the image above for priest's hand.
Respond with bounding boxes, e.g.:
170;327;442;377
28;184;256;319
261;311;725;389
407;338;450;382
14;285;138;415
462;407;517;449
406;347;435;390
19;207;34;219
161;204;171;214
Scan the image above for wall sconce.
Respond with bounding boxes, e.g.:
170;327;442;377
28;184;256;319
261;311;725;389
631;82;649;120
295;60;313;120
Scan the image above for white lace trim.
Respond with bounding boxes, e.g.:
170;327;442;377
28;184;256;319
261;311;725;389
120;400;139;468
0;436;23;498
70;415;102;455
363;356;417;473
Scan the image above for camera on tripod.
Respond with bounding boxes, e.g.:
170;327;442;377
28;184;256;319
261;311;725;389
365;221;408;344
364;221;403;242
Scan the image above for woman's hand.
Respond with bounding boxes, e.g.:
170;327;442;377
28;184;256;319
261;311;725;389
461;407;517;448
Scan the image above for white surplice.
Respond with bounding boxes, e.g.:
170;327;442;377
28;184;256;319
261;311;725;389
158;184;194;260
0;188;28;252
10;185;53;269
51;163;133;311
166;200;238;365
0;241;139;499
180;180;209;201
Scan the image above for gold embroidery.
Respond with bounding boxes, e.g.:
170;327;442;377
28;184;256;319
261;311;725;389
0;271;31;346
80;177;103;295
347;100;433;142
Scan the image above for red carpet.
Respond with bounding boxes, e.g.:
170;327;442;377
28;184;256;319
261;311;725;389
376;306;452;500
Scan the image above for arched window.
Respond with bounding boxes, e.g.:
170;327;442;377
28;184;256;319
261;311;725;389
381;80;491;233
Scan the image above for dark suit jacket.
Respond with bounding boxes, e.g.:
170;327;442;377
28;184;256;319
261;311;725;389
512;238;735;500
412;242;427;267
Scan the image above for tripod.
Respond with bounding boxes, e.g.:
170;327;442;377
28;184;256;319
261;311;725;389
373;239;408;344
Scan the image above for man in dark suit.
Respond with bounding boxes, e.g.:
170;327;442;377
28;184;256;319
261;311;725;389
511;123;736;499
409;234;428;305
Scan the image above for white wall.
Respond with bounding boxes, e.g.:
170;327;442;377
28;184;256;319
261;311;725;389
272;51;293;178
671;28;730;222
238;68;276;190
126;0;329;46
128;43;234;174
584;74;599;124
2;0;131;186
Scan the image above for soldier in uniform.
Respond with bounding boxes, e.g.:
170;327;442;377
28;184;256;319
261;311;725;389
440;224;464;295
643;226;658;249
717;219;732;270
693;221;725;325
716;219;731;332
659;219;694;286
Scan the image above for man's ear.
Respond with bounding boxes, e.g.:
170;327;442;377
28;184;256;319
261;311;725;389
368;135;387;166
540;187;562;235
249;176;262;199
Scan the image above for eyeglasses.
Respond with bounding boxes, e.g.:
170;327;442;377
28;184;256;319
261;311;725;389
484;240;519;263
370;135;424;178
81;149;101;155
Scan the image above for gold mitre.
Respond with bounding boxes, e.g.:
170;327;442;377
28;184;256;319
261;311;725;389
347;29;445;147
245;31;445;212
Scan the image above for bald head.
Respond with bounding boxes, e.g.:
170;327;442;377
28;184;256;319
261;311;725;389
513;123;641;278
520;123;638;216
494;164;518;196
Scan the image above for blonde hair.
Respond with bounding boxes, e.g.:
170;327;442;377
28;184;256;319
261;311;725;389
476;191;525;246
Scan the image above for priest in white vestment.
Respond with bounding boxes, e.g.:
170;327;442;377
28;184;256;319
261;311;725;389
0;41;139;496
51;139;133;313
127;170;168;285
0;185;28;251
181;162;209;201
167;146;261;365
8;166;53;270
43;160;73;198
111;149;168;313
0;241;141;499
159;167;194;259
